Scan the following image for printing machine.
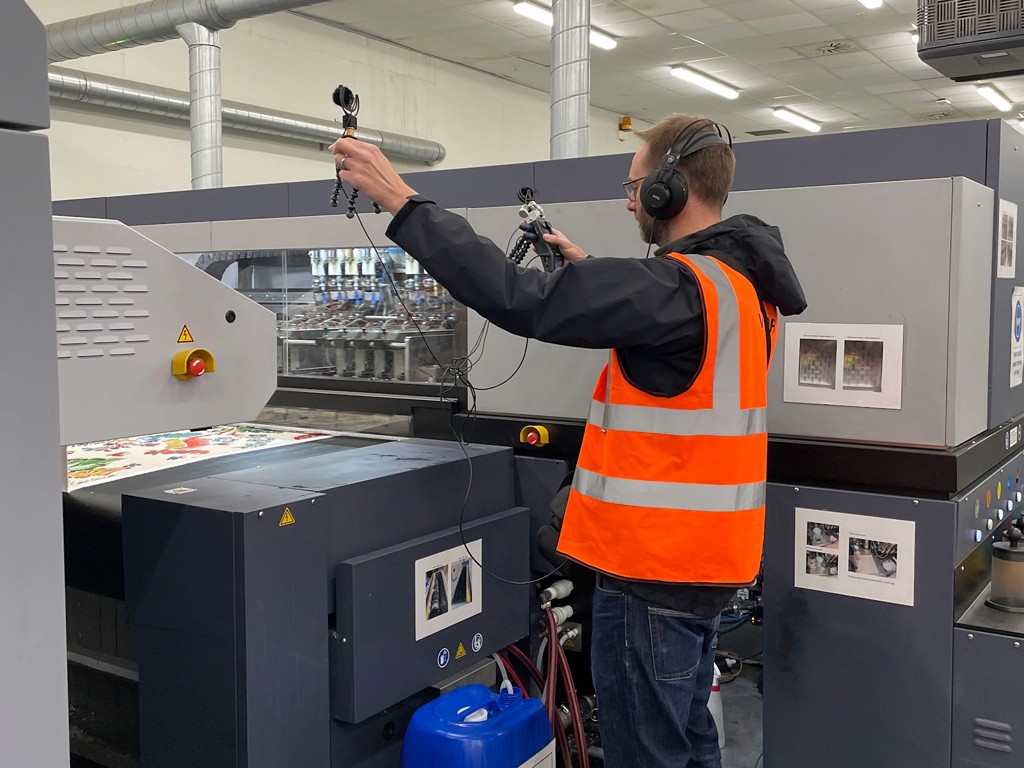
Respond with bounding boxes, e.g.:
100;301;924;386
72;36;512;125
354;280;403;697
61;118;1024;768
57;217;555;768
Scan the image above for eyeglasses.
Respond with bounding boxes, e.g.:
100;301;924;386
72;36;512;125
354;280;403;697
623;177;644;202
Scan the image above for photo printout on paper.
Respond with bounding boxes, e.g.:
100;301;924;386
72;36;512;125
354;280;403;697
1012;287;1024;389
784;323;904;409
414;540;483;641
999;199;1018;280
794;507;915;607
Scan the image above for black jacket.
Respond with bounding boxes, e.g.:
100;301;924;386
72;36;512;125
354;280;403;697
387;199;807;396
387;198;808;615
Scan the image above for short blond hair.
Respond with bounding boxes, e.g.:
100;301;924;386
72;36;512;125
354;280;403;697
636;114;735;209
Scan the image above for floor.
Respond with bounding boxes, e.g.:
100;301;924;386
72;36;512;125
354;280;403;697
718;622;764;768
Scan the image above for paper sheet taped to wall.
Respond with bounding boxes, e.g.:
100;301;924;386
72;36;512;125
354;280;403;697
794;507;915;607
784;323;904;409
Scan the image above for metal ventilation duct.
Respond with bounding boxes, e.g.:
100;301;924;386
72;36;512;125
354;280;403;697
48;67;447;165
550;0;590;159
177;23;223;189
47;0;333;62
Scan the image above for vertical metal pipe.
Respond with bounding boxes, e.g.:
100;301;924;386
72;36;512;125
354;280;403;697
177;23;223;189
550;0;590;160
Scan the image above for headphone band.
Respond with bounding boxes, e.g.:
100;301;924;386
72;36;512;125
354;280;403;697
665;119;732;167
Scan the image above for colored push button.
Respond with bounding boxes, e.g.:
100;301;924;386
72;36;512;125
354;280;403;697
172;347;216;381
519;425;549;447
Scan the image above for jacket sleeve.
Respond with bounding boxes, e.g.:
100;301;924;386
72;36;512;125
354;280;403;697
386;198;704;351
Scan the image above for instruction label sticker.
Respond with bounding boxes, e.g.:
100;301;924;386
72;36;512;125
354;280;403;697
415;540;483;642
437;648;450;668
455;643;467;660
794;507;916;607
1012;288;1024;389
178;325;194;344
279;507;295;527
472;633;484;653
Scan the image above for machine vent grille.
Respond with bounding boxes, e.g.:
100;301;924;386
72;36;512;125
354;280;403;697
973;717;1013;753
54;244;149;360
918;0;1024;44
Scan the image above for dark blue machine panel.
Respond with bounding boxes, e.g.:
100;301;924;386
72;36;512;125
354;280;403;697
763;484;956;768
952;628;1022;767
333;507;530;723
121;439;529;768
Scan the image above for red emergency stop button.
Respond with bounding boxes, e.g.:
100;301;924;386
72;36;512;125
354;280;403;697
519;425;550;447
172;348;216;381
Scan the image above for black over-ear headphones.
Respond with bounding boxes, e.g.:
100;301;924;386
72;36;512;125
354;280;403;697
639;119;733;221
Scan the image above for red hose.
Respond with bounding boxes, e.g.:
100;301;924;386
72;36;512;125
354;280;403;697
505;644;545;691
556;637;589;768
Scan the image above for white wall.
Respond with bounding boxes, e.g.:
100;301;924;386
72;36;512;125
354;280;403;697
28;0;641;200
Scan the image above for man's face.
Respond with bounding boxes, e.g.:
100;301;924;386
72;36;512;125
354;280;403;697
625;144;666;246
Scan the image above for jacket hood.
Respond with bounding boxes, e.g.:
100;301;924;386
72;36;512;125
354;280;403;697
661;214;808;316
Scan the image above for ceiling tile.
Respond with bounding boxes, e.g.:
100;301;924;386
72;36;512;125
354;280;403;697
863;80;920;94
753;12;826;35
854;31;916;49
653;7;740;31
713;0;805;22
685;22;763;44
830;62;901;82
769;26;844;46
814;50;881;69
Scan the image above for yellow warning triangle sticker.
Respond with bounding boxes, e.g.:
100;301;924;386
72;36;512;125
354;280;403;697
455;642;467;660
177;325;195;344
279;508;295;527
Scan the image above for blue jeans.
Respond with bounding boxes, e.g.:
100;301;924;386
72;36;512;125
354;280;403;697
591;578;722;768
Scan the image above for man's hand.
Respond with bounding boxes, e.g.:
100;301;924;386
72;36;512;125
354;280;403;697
540;228;587;263
329;137;418;215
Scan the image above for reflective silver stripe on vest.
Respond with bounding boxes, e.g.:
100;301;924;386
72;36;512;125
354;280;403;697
588;400;766;437
573;467;766;512
687;253;741;410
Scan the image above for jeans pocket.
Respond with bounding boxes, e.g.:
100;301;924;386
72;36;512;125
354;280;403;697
595;577;626;596
647;607;705;682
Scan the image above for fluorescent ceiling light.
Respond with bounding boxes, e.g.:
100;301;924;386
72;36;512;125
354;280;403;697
590;29;617;50
858;0;883;8
773;107;821;133
670;66;739;100
512;2;617;50
512;1;552;24
978;84;1013;112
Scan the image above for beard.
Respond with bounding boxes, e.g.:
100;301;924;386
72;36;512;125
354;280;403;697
636;209;668;247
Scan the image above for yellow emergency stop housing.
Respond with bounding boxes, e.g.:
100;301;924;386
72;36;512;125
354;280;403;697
172;347;216;381
519;424;550;447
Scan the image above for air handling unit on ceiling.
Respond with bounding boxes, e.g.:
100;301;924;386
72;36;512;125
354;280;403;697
917;0;1024;81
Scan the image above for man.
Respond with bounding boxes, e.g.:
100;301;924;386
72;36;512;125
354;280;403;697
332;114;806;767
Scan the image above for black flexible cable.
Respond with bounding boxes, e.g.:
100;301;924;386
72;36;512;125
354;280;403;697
343;195;567;586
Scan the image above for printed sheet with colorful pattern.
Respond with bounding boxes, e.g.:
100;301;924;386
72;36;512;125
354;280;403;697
66;423;335;491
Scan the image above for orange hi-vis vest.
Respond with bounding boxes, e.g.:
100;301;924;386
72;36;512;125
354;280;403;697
558;252;779;586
